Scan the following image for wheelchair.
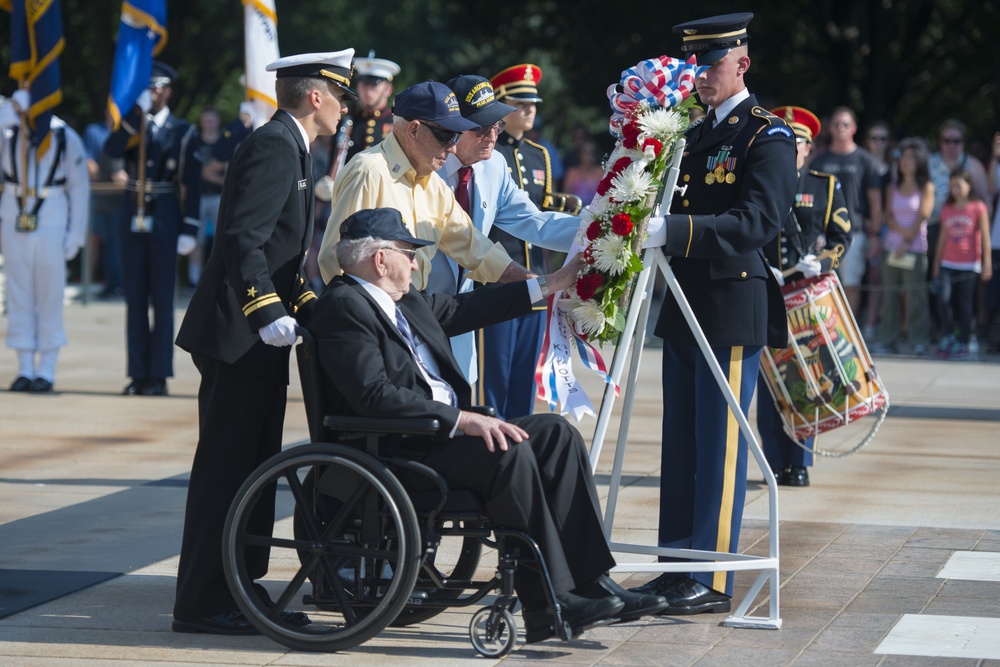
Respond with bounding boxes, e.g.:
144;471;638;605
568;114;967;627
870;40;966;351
221;328;572;656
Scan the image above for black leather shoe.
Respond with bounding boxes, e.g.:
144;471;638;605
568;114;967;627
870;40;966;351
660;578;731;615
28;378;53;393
141;379;168;396
772;467;789;485
522;592;624;643
122;379;145;396
628;571;686;597
172;610;260;635
779;466;810;487
577;574;668;621
10;376;32;392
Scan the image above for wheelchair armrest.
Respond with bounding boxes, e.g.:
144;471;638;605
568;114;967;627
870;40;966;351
323;415;441;435
465;405;496;417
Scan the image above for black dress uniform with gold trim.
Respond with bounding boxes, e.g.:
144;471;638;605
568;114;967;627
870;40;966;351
650;12;798;606
345;106;393;162
491;131;553;278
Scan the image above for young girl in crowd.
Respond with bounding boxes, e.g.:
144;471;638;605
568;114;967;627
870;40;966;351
879;138;935;354
932;169;993;359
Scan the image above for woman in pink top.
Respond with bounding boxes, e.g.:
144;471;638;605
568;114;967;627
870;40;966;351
878;139;935;354
932;169;993;358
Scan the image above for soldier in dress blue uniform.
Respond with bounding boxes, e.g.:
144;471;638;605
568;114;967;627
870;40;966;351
343;54;400;163
172;50;356;636
104;62;201;396
628;13;797;614
479;63;580;419
758;106;853;488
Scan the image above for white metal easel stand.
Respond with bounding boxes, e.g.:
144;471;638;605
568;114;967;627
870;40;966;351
588;244;782;630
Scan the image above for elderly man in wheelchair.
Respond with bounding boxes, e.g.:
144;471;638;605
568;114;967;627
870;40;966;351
221;208;667;656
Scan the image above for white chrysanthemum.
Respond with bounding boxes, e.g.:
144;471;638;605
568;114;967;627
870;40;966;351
591;233;629;275
609;163;654;204
588;196;614;220
571;299;607;337
638;108;685;140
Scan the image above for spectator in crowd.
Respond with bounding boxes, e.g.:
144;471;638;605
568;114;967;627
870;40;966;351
809;107;883;316
185;106;222;287
562;140;604;206
877;138;934;355
861;120;895;341
83;111;123;299
932;168;992;359
989;132;1000;352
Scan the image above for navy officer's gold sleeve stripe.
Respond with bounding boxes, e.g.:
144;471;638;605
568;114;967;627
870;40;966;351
296;291;316;306
685;215;694;257
243;293;282;316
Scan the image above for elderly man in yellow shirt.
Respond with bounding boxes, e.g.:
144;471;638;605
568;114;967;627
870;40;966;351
318;81;527;289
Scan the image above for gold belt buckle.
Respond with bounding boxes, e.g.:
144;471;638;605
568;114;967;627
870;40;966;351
15;213;38;232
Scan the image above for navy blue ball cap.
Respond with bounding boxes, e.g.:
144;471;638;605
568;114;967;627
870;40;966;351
393;81;480;132
673;12;754;65
446;75;516;127
339;208;433;247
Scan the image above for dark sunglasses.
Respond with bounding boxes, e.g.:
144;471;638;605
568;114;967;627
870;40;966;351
474;120;506;138
419;121;461;147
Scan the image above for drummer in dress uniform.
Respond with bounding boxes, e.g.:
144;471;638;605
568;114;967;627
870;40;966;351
104;61;201;396
343;54;400;163
478;63;579;419
628;13;797;614
757;105;852;487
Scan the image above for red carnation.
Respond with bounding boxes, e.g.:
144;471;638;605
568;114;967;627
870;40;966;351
622;122;640;149
642;137;663;156
611;213;634;236
610;157;632;175
576;272;605;301
586;220;603;241
596;174;613;196
583;247;595;264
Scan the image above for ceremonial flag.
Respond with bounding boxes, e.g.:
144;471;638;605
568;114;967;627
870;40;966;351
6;0;65;156
243;0;279;129
107;0;167;130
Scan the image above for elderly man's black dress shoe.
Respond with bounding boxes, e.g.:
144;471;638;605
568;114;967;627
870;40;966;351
172;610;260;635
576;574;668;621
522;591;624;643
10;376;32;392
628;571;687;597
660;578;731;615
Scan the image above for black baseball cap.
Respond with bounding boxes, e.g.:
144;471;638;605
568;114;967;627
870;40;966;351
339;208;433;247
446;75;516;127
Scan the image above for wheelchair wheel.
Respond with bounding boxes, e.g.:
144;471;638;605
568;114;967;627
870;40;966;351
391;527;483;626
469;606;517;658
223;443;421;652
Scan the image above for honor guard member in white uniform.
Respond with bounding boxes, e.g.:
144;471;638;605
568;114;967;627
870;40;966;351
758;106;852;487
344;53;400;162
1;92;89;392
428;74;579;391
104;62;201;396
628;13;797;614
484;63;580;419
172;50;356;636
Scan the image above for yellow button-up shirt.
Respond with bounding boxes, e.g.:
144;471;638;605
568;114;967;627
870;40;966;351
318;132;512;289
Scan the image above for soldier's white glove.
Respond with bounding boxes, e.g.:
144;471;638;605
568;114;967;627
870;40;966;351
314;175;334;202
136;89;153;114
259;316;298;347
239;101;256;127
795;254;822;278
770;265;785;286
176;234;197;256
11;90;30;113
64;240;82;262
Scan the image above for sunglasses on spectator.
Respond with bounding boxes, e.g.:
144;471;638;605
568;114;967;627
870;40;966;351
418;121;462;147
474;120;506;138
940;137;963;145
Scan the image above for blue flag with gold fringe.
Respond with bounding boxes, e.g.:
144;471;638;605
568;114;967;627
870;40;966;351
107;0;168;130
5;0;65;156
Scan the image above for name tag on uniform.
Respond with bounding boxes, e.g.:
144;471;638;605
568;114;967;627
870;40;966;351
298;179;307;190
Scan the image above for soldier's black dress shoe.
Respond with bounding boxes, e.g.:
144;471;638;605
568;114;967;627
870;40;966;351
779;466;810;487
628;571;687;597
10;376;32;392
522;591;624;643
141;379;168;396
659;578;731;615
122;379;145;395
576;574;668;621
28;378;53;393
172;610;260;635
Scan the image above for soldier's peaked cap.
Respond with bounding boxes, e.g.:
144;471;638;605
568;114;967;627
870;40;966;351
673;12;753;66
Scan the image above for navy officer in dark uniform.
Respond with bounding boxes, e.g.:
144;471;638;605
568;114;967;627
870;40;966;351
757;105;852;487
629;13;797;614
104;62;200;396
172;49;356;635
478;63;580;419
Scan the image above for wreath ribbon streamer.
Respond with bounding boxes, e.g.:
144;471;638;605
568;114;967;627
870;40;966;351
607;54;701;136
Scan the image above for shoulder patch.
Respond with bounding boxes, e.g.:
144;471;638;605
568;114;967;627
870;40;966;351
766;126;793;138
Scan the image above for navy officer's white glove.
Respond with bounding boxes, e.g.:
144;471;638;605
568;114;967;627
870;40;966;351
176;234;197;256
258;316;298;347
795;254;822;278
